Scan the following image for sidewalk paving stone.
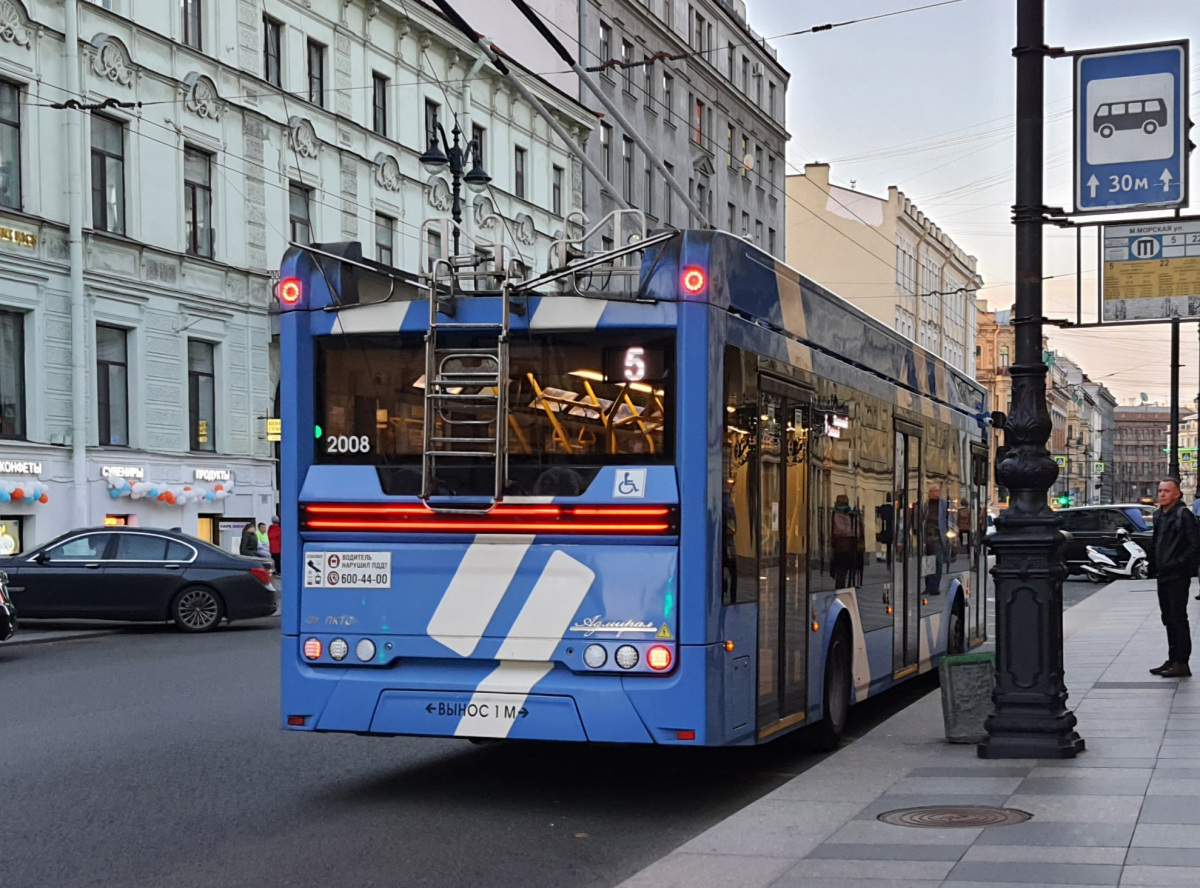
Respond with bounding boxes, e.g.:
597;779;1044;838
615;581;1200;888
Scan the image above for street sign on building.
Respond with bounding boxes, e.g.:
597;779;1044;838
1102;217;1200;320
1093;461;1105;474
1075;41;1189;213
1054;454;1068;469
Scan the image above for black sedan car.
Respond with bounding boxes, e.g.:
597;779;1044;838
0;569;15;642
1055;504;1154;576
0;527;276;632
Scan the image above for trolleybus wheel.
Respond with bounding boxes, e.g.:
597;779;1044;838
812;621;852;752
948;597;965;656
171;586;224;632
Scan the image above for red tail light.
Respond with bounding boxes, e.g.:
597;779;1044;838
681;266;706;295
300;503;678;535
647;645;673;671
250;566;274;586
279;277;302;304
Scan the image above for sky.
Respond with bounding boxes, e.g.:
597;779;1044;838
746;0;1200;405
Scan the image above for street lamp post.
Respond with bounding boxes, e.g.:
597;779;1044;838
979;0;1084;759
419;121;491;258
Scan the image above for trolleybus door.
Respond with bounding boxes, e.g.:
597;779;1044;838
893;423;922;675
756;383;810;731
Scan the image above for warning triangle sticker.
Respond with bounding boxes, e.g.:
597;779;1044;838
656;624;673;640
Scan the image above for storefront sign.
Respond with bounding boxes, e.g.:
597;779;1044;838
0;225;37;248
0;460;42;474
101;465;145;480
194;468;232;482
266;418;282;442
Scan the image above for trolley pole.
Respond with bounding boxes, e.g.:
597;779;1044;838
1170;317;1181;480
979;0;1085;759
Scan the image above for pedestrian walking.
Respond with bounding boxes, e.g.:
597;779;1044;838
268;516;282;575
239;521;258;557
1192;491;1200;600
1150;478;1200;678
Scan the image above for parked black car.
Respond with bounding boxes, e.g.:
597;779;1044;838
0;569;16;642
1055;505;1155;575
0;527;276;632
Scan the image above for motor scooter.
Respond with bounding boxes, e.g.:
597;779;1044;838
1080;528;1149;582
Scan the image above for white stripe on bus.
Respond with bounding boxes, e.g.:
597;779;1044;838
455;550;596;738
530;296;607;330
427;535;534;657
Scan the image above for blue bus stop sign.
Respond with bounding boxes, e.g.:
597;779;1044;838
1075;42;1190;213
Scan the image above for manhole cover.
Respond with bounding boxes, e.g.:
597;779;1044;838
877;806;1032;828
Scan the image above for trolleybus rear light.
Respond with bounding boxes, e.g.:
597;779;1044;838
329;638;349;661
583;644;608;669
279;277;302;304
676;729;696;741
681;267;707;294
303;638;322;660
355;638;377;662
301;503;678;535
287;715;307;726
615;645;639;669
647;645;672;671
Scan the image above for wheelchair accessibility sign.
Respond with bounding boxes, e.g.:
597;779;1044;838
613;469;647;499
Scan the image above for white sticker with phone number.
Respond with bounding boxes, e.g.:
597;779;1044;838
304;551;392;588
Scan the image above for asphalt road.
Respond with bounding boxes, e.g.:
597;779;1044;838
0;618;938;888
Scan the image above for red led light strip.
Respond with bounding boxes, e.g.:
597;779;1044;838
301;503;677;534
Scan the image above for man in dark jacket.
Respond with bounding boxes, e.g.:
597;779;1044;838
239;521;259;557
1151;478;1200;677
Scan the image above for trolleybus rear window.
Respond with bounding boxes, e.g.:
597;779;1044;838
315;333;674;473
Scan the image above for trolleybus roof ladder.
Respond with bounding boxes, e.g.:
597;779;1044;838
420;258;512;511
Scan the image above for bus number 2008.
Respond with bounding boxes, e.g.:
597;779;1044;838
326;435;371;454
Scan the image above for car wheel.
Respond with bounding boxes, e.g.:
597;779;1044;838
1099;124;1114;138
1133;560;1149;580
171;587;224;632
811;621;852;752
1143;121;1157;135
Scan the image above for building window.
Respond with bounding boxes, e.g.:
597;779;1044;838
374;214;394;266
999;346;1009;368
662;73;673;115
96;325;128;447
755;73;762;106
694;98;704;144
0;310;23;440
183;147;213;258
91;116;125;235
288;182;311;245
182;0;202;50
741;56;749;91
741;210;749;236
188;340;215;452
424;99;439;148
727;202;735;232
643;56;654;106
768;227;776;254
621;137;633;203
768;81;777;117
263;16;282;87
727;42;735;79
599;22;611;65
690;9;706;51
755;220;763;246
754;146;763;184
552;165;563;216
621;41;633;92
307;40;325;107
600;123;612;179
426;229;442;273
663;161;673;226
514;146;526;199
0;81;19;210
471;124;486;165
372;73;388;136
643;160;653;216
726;125;735;168
663;0;672;29
740;135;749;176
767;154;776;187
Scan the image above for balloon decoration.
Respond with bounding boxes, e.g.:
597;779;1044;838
0;479;49;504
105;477;234;506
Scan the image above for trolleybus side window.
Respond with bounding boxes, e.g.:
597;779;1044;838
722;345;758;606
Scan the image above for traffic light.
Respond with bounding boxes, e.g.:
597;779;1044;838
1056;494;1071;507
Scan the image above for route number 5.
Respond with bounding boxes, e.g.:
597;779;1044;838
623;347;646;382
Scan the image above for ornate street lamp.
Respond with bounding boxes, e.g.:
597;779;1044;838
420;122;491;258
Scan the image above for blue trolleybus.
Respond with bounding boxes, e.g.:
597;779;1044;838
278;229;990;747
